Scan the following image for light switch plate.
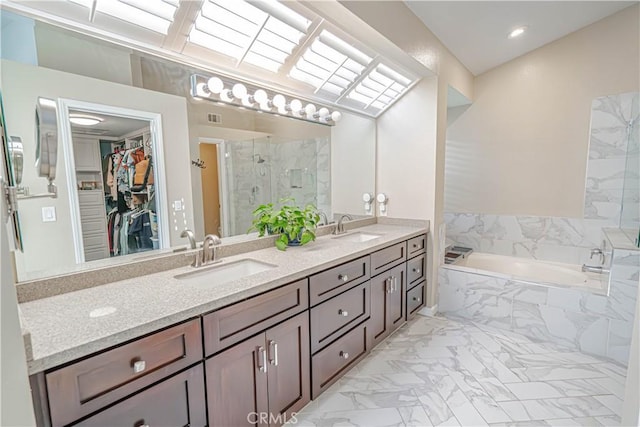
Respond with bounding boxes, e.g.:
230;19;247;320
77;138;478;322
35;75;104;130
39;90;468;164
42;206;56;222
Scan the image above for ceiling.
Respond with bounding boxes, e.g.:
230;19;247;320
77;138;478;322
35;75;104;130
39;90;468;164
70;110;149;137
2;0;426;118
405;1;637;75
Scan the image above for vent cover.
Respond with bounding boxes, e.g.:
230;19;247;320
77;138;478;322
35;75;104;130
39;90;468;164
207;113;222;124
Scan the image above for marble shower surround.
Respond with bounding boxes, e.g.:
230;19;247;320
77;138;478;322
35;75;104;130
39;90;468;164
438;248;638;366
444;92;639;264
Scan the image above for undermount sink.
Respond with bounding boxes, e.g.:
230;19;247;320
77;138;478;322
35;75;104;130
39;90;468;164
175;259;276;286
332;231;384;243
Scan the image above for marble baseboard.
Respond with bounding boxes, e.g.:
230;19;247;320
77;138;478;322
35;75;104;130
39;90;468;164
438;267;637;366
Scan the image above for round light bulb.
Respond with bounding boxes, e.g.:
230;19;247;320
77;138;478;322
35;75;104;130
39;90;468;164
195;82;210;97
290;99;303;114
259;101;272;111
273;94;286;108
304;103;316;116
220;89;234;102
318;107;330;118
232;83;247;99
242;95;255;107
253;89;268;104
207;77;224;94
277;105;288;115
330;111;342;122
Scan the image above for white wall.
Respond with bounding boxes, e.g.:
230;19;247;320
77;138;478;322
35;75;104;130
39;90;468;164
2;60;193;279
0;149;36;425
445;5;640;217
331;112;376;216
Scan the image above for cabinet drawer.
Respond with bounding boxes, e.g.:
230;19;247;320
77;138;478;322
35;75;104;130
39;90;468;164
46;319;202;427
75;364;206;427
370;242;406;276
407;254;426;286
407;235;426;257
81;218;107;236
78;190;104;206
310;282;370;354
407;281;426;319
309;256;369;306
79;204;106;220
203;279;308;356
312;321;370;399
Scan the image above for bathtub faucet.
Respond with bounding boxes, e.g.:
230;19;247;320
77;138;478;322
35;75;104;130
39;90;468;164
581;264;610;274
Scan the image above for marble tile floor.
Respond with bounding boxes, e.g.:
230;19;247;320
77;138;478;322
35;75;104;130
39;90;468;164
290;315;628;427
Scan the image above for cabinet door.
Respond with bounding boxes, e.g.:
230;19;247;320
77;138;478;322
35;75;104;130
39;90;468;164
73;137;101;172
370;264;406;347
265;312;310;426
206;334;269;427
75;364;206;427
386;263;406;333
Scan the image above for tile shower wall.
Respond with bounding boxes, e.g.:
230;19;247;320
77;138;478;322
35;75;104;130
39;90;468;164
439;248;638;365
226;137;330;236
445;91;639;263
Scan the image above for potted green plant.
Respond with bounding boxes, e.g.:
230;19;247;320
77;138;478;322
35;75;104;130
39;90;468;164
249;199;320;251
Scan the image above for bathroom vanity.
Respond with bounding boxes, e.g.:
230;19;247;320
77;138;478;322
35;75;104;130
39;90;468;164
23;223;428;427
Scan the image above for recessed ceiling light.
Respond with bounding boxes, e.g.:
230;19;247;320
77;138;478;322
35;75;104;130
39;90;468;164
69;114;103;126
508;26;527;39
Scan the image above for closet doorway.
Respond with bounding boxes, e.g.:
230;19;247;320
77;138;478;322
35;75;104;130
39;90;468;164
199;138;224;237
59;100;169;264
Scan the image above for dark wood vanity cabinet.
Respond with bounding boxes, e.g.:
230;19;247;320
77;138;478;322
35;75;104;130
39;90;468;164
31;234;427;427
74;364;206;427
206;311;310;427
370;263;406;347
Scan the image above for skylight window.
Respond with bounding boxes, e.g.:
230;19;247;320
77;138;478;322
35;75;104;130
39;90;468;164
347;64;412;110
69;0;180;34
188;0;311;72
290;31;372;97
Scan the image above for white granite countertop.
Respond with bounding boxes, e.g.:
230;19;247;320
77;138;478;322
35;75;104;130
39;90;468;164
20;223;426;374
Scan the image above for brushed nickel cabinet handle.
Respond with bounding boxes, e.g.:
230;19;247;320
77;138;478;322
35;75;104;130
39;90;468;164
132;360;146;373
338;309;349;317
385;278;391;293
339;351;349;359
257;346;267;373
338;274;349;282
268;340;278;366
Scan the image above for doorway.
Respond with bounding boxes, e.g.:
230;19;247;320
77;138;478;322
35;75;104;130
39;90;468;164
199;140;222;236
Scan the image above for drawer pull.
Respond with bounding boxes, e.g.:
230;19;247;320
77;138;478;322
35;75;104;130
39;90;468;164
413;243;418;248
338;309;349;317
386;278;392;294
413;297;421;302
339;351;349;359
391;276;398;292
257;346;267;373
338;274;349;282
412;268;421;274
132;360;146;374
268;340;279;366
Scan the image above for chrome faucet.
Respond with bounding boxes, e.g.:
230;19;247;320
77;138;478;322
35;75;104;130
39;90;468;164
582;265;610;274
180;229;196;249
333;214;353;235
590;247;605;265
318;211;330;226
202;234;223;265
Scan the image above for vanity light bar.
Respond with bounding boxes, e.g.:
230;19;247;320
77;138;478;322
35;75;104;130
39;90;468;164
190;74;342;125
188;0;311;73
68;0;180;34
346;64;411;110
290;30;372;97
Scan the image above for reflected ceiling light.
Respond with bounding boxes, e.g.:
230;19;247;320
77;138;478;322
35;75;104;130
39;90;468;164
508;26;527;39
69;114;103;126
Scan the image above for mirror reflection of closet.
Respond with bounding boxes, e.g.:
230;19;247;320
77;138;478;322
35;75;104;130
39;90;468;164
69;109;158;261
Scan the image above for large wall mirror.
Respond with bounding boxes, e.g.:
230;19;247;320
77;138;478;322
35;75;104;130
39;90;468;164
1;12;377;281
